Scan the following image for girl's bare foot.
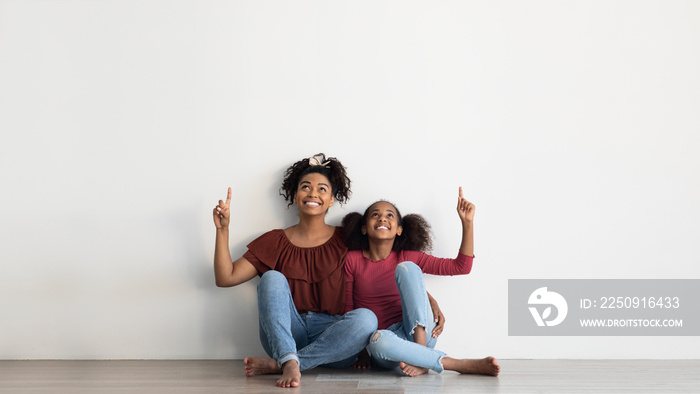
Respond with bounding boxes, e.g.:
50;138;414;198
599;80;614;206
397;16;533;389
243;357;280;377
442;356;500;376
277;360;301;388
398;361;429;377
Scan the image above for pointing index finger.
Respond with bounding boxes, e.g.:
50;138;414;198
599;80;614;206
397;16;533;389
226;187;232;204
459;186;463;199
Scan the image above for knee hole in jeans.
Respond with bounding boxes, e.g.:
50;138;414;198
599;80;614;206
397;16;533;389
397;261;417;269
370;331;382;343
395;261;419;280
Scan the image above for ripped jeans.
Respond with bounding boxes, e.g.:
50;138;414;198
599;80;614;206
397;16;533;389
367;261;447;373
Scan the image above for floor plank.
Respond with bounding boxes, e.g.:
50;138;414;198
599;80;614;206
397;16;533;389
1;359;699;393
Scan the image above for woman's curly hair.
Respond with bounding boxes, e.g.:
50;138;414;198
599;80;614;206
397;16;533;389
280;153;351;208
342;200;433;253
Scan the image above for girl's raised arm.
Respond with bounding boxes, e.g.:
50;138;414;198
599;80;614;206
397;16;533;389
213;187;259;287
456;187;475;257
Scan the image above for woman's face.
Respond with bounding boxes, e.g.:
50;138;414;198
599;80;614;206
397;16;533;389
293;172;334;215
362;201;403;241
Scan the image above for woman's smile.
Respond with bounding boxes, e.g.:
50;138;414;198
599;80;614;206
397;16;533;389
294;173;334;213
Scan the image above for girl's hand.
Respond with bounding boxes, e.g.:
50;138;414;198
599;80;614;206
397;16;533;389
432;306;445;338
213;187;232;229
456;186;475;223
428;292;445;338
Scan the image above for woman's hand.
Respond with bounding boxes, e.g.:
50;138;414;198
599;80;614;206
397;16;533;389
428;292;445;338
456;186;475;223
213;187;232;229
354;348;373;369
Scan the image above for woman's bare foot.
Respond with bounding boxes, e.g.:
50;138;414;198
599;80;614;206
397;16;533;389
276;359;301;388
442;356;500;376
243;357;280;377
398;361;429;377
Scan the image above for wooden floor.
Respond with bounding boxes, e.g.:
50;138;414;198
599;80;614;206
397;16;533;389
1;359;699;393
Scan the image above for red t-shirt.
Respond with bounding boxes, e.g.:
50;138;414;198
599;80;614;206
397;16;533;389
244;227;347;316
344;250;473;329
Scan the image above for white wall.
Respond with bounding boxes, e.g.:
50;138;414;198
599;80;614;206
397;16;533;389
1;1;698;359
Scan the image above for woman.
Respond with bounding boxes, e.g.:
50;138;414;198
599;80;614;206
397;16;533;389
213;153;377;388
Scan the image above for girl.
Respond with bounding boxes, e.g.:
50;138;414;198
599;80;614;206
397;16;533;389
342;188;500;377
213;153;377;388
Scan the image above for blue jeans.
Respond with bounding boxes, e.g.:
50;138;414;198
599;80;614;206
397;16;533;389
367;261;447;373
257;270;378;371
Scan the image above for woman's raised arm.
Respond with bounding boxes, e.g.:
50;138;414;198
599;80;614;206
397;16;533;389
213;187;259;287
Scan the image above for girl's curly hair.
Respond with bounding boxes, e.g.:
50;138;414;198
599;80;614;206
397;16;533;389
280;153;351;207
342;200;433;253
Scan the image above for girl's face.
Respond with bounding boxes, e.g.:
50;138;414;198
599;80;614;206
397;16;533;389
362;201;403;241
293;172;334;215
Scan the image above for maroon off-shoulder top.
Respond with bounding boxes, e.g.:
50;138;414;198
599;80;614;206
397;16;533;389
243;227;347;316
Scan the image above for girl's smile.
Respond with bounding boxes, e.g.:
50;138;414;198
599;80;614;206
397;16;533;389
363;201;402;240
